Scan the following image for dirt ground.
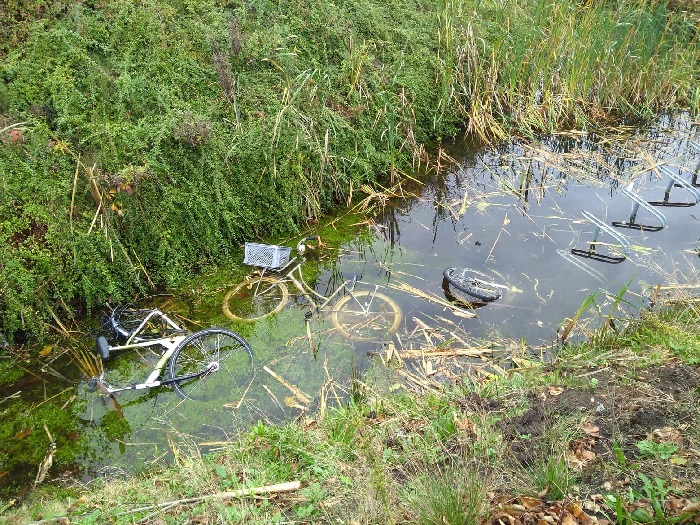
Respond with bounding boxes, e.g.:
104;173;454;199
485;361;700;524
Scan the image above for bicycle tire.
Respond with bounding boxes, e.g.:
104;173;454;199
222;277;289;322
109;305;162;341
109;304;186;342
443;267;502;303
330;290;402;342
168;328;254;402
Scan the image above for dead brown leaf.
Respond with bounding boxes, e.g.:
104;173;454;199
582;422;600;438
653;426;684;447
454;417;478;438
15;429;31;440
518;495;542;510
580;449;596;461
491;510;517;524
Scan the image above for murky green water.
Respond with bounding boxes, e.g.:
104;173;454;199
2;114;698;498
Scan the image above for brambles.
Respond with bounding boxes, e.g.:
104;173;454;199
1;0;698;342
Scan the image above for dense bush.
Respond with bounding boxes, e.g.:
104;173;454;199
0;0;697;342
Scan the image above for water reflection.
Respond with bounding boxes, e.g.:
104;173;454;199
373;114;698;348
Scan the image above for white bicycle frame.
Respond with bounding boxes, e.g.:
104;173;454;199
256;262;383;316
91;309;212;395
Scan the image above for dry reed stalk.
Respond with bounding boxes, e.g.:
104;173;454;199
37;298;72;338
69;157;80;233
398;348;492;358
263;366;311;405
34;424;56;487
486;212;510;262
222;374;254;410
394;368;442;394
69;345;103;379
388;281;476;318
261;384;283;411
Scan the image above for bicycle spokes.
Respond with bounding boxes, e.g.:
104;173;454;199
169;329;254;403
222;278;289;322
330;290;402;342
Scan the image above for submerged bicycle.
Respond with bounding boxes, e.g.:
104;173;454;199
89;305;254;401
222;236;402;342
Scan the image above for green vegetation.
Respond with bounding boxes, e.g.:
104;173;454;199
3;301;698;524
1;0;699;343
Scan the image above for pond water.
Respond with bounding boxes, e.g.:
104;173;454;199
2;115;699;498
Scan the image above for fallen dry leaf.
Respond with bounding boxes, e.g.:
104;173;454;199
582;422;600;437
680;501;700;514
561;515;577;525
454;415;478;437
15;429;31;440
580;449;596;461
653;426;683;447
547;386;565;396
518;495;541;510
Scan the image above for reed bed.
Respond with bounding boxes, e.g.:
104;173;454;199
444;0;700;142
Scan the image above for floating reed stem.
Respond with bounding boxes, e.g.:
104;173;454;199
263;366;311;405
388;281;476;318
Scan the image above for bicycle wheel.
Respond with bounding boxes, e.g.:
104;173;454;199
443;267;502;303
108;305;160;341
168;328;254;402
330;290;402;342
108;304;187;341
222;277;289;322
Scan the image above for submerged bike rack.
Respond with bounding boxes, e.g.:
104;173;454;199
690;140;700;187
612;185;667;232
571;210;631;264
647;166;700;207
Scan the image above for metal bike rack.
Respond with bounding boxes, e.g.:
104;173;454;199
571;210;631;264
612;185;667;232
647;165;700;207
690;140;700;187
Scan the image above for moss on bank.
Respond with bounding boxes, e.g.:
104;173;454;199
1;0;698;342
2;301;699;524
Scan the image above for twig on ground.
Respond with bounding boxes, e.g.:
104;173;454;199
121;481;302;517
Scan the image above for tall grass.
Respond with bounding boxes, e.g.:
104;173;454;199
448;0;700;140
401;466;488;525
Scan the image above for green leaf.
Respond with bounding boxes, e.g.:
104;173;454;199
658;443;678;460
630;507;653;522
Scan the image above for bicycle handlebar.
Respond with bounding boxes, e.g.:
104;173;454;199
296;235;319;253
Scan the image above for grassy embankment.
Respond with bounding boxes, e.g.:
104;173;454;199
4;301;699;524
0;0;698;343
1;1;699;522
